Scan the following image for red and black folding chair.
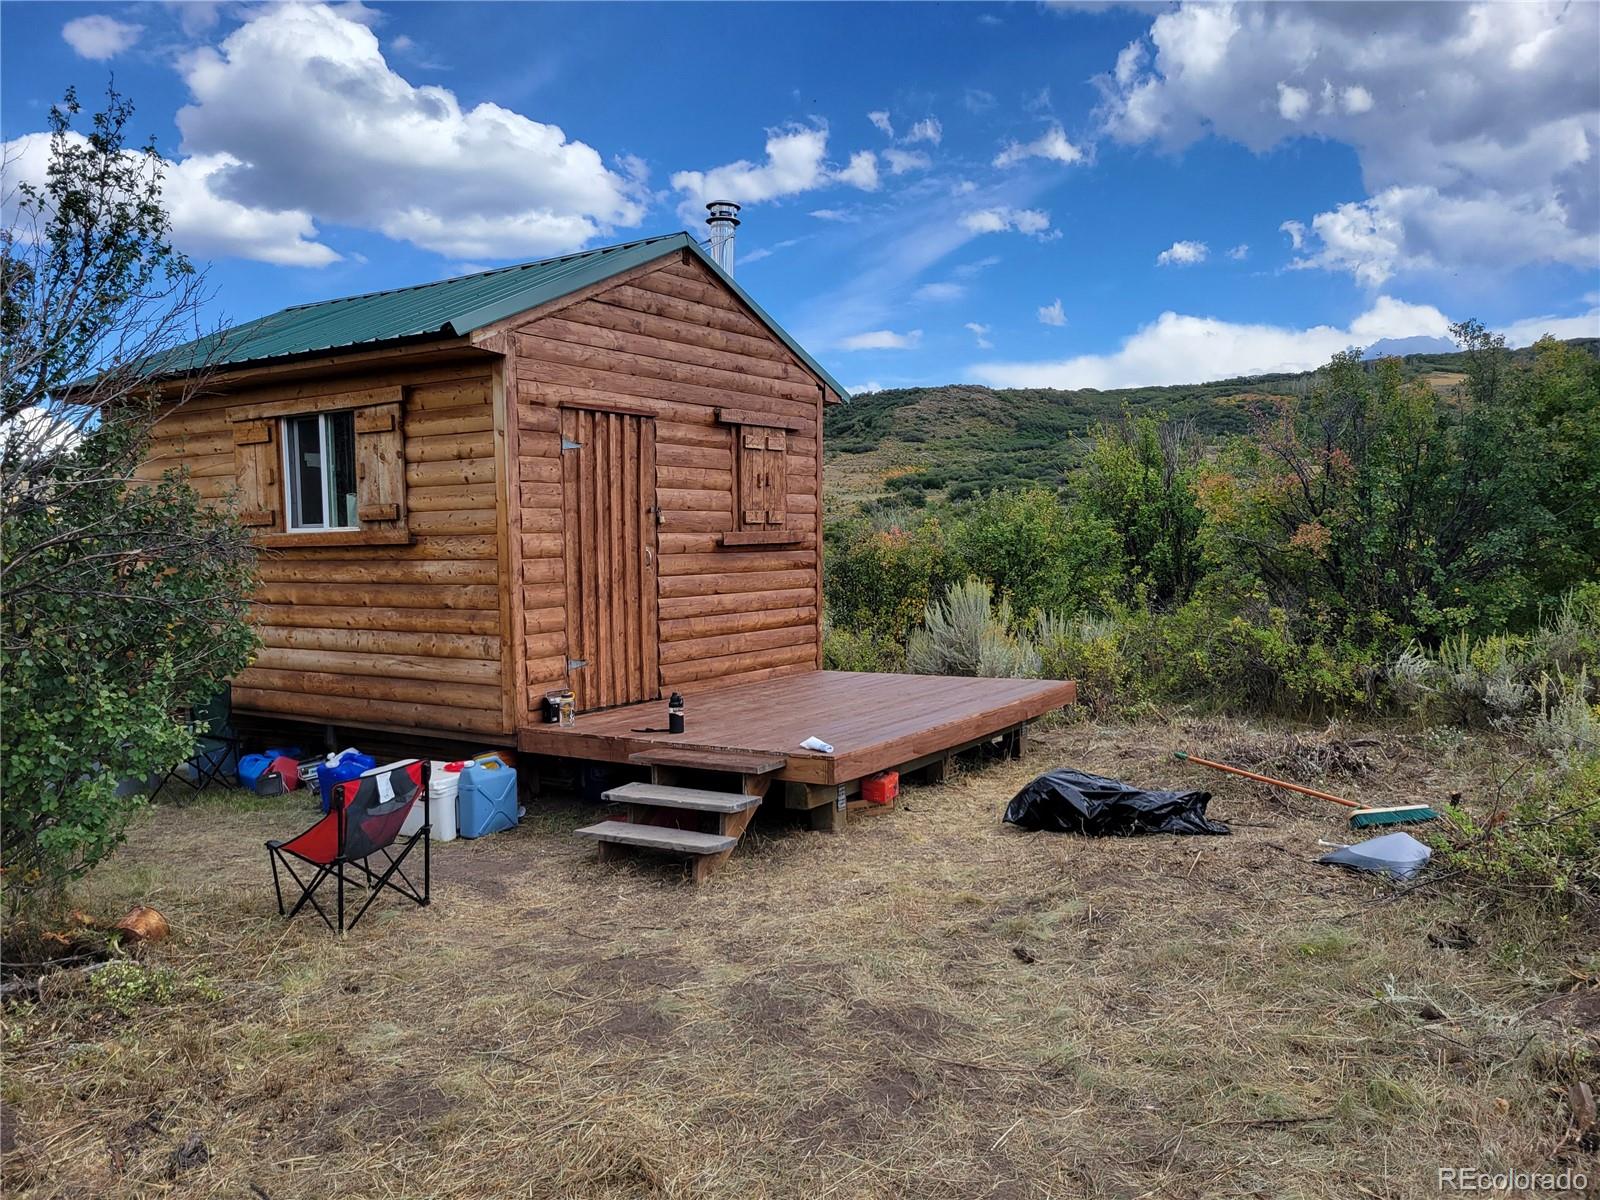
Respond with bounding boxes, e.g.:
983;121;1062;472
266;759;431;934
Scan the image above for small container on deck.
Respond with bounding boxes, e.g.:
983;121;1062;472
861;770;899;806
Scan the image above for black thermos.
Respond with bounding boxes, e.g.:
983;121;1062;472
668;692;685;734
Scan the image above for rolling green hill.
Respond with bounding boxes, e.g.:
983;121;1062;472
823;338;1599;513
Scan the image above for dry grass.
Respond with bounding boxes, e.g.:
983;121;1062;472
3;716;1596;1199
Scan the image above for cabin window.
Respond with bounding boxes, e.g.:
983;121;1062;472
283;411;358;532
736;426;787;528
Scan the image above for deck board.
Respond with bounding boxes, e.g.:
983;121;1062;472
517;669;1076;784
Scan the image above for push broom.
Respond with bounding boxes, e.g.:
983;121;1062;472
1172;751;1438;828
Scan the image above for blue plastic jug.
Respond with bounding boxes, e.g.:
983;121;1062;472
319;751;377;813
457;758;518;839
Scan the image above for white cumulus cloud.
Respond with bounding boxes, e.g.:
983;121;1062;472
964;321;993;350
1098;1;1600;282
868;110;894;137
1037;298;1067;326
840;329;923;351
1497;308;1600;346
905;118;943;146
970;296;1454;389
835;150;881;192
61;14;142;59
2;130;337;268
960;207;1055;238
674;125;883;218
883;148;931;175
138;1;650;262
1156;239;1208;266
994;124;1088;168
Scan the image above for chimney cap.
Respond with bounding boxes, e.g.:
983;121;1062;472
705;200;742;226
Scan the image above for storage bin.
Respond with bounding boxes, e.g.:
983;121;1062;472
861;770;899;806
399;761;464;841
457;758;518;839
319;750;376;813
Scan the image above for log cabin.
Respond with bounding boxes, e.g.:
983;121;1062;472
141;218;1075;876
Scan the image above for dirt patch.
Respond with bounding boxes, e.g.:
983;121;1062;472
845;1000;954;1051
321;1076;453;1126
575;1001;678;1047
1531;990;1600;1032
569;952;697;997
726;977;815;1032
858;1064;933;1115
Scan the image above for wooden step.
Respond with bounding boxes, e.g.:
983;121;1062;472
628;746;787;775
604;782;761;814
575;820;737;855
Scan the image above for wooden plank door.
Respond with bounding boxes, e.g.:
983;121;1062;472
560;408;659;711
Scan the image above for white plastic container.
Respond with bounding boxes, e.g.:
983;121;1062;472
426;760;464;841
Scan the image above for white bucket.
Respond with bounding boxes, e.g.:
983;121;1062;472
426;760;463;841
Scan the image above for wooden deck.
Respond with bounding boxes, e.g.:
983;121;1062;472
517;669;1077;786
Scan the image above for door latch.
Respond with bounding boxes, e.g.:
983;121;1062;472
567;658;588;670
561;436;582;451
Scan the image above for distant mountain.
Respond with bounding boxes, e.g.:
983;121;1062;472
1362;335;1458;359
824;338;1599;514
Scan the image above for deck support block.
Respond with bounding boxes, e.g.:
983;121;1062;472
804;783;848;833
1007;723;1028;759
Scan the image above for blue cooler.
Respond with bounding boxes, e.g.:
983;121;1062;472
319;751;377;813
457;757;518;839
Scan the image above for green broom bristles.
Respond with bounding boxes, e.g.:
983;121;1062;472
1350;804;1438;828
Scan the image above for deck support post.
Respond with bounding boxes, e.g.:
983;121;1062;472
805;783;848;833
921;755;949;785
1007;723;1028;759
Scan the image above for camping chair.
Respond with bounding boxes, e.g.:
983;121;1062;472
266;759;431;935
162;687;241;792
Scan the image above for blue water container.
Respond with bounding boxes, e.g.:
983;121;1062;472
319;751;377;813
457;758;519;839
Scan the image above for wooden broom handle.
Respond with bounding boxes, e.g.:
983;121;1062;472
1174;751;1360;809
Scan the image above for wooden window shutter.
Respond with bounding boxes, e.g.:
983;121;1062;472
763;430;786;524
737;425;787;527
354;401;407;528
231;419;279;528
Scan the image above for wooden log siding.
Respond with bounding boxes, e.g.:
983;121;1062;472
139;366;512;737
511;255;826;711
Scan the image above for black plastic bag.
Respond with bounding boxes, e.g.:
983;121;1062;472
1004;768;1230;836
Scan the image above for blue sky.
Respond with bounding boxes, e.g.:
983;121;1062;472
4;1;1597;393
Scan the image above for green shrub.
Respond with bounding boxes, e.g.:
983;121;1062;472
2;90;258;921
87;960;222;1015
907;578;1040;678
823;515;959;652
1381;588;1598;735
946;486;1122;619
1436;755;1600;917
822;620;904;672
1033;611;1149;716
1138;587;1380;715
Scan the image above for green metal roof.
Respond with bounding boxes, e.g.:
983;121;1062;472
162;232;848;398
